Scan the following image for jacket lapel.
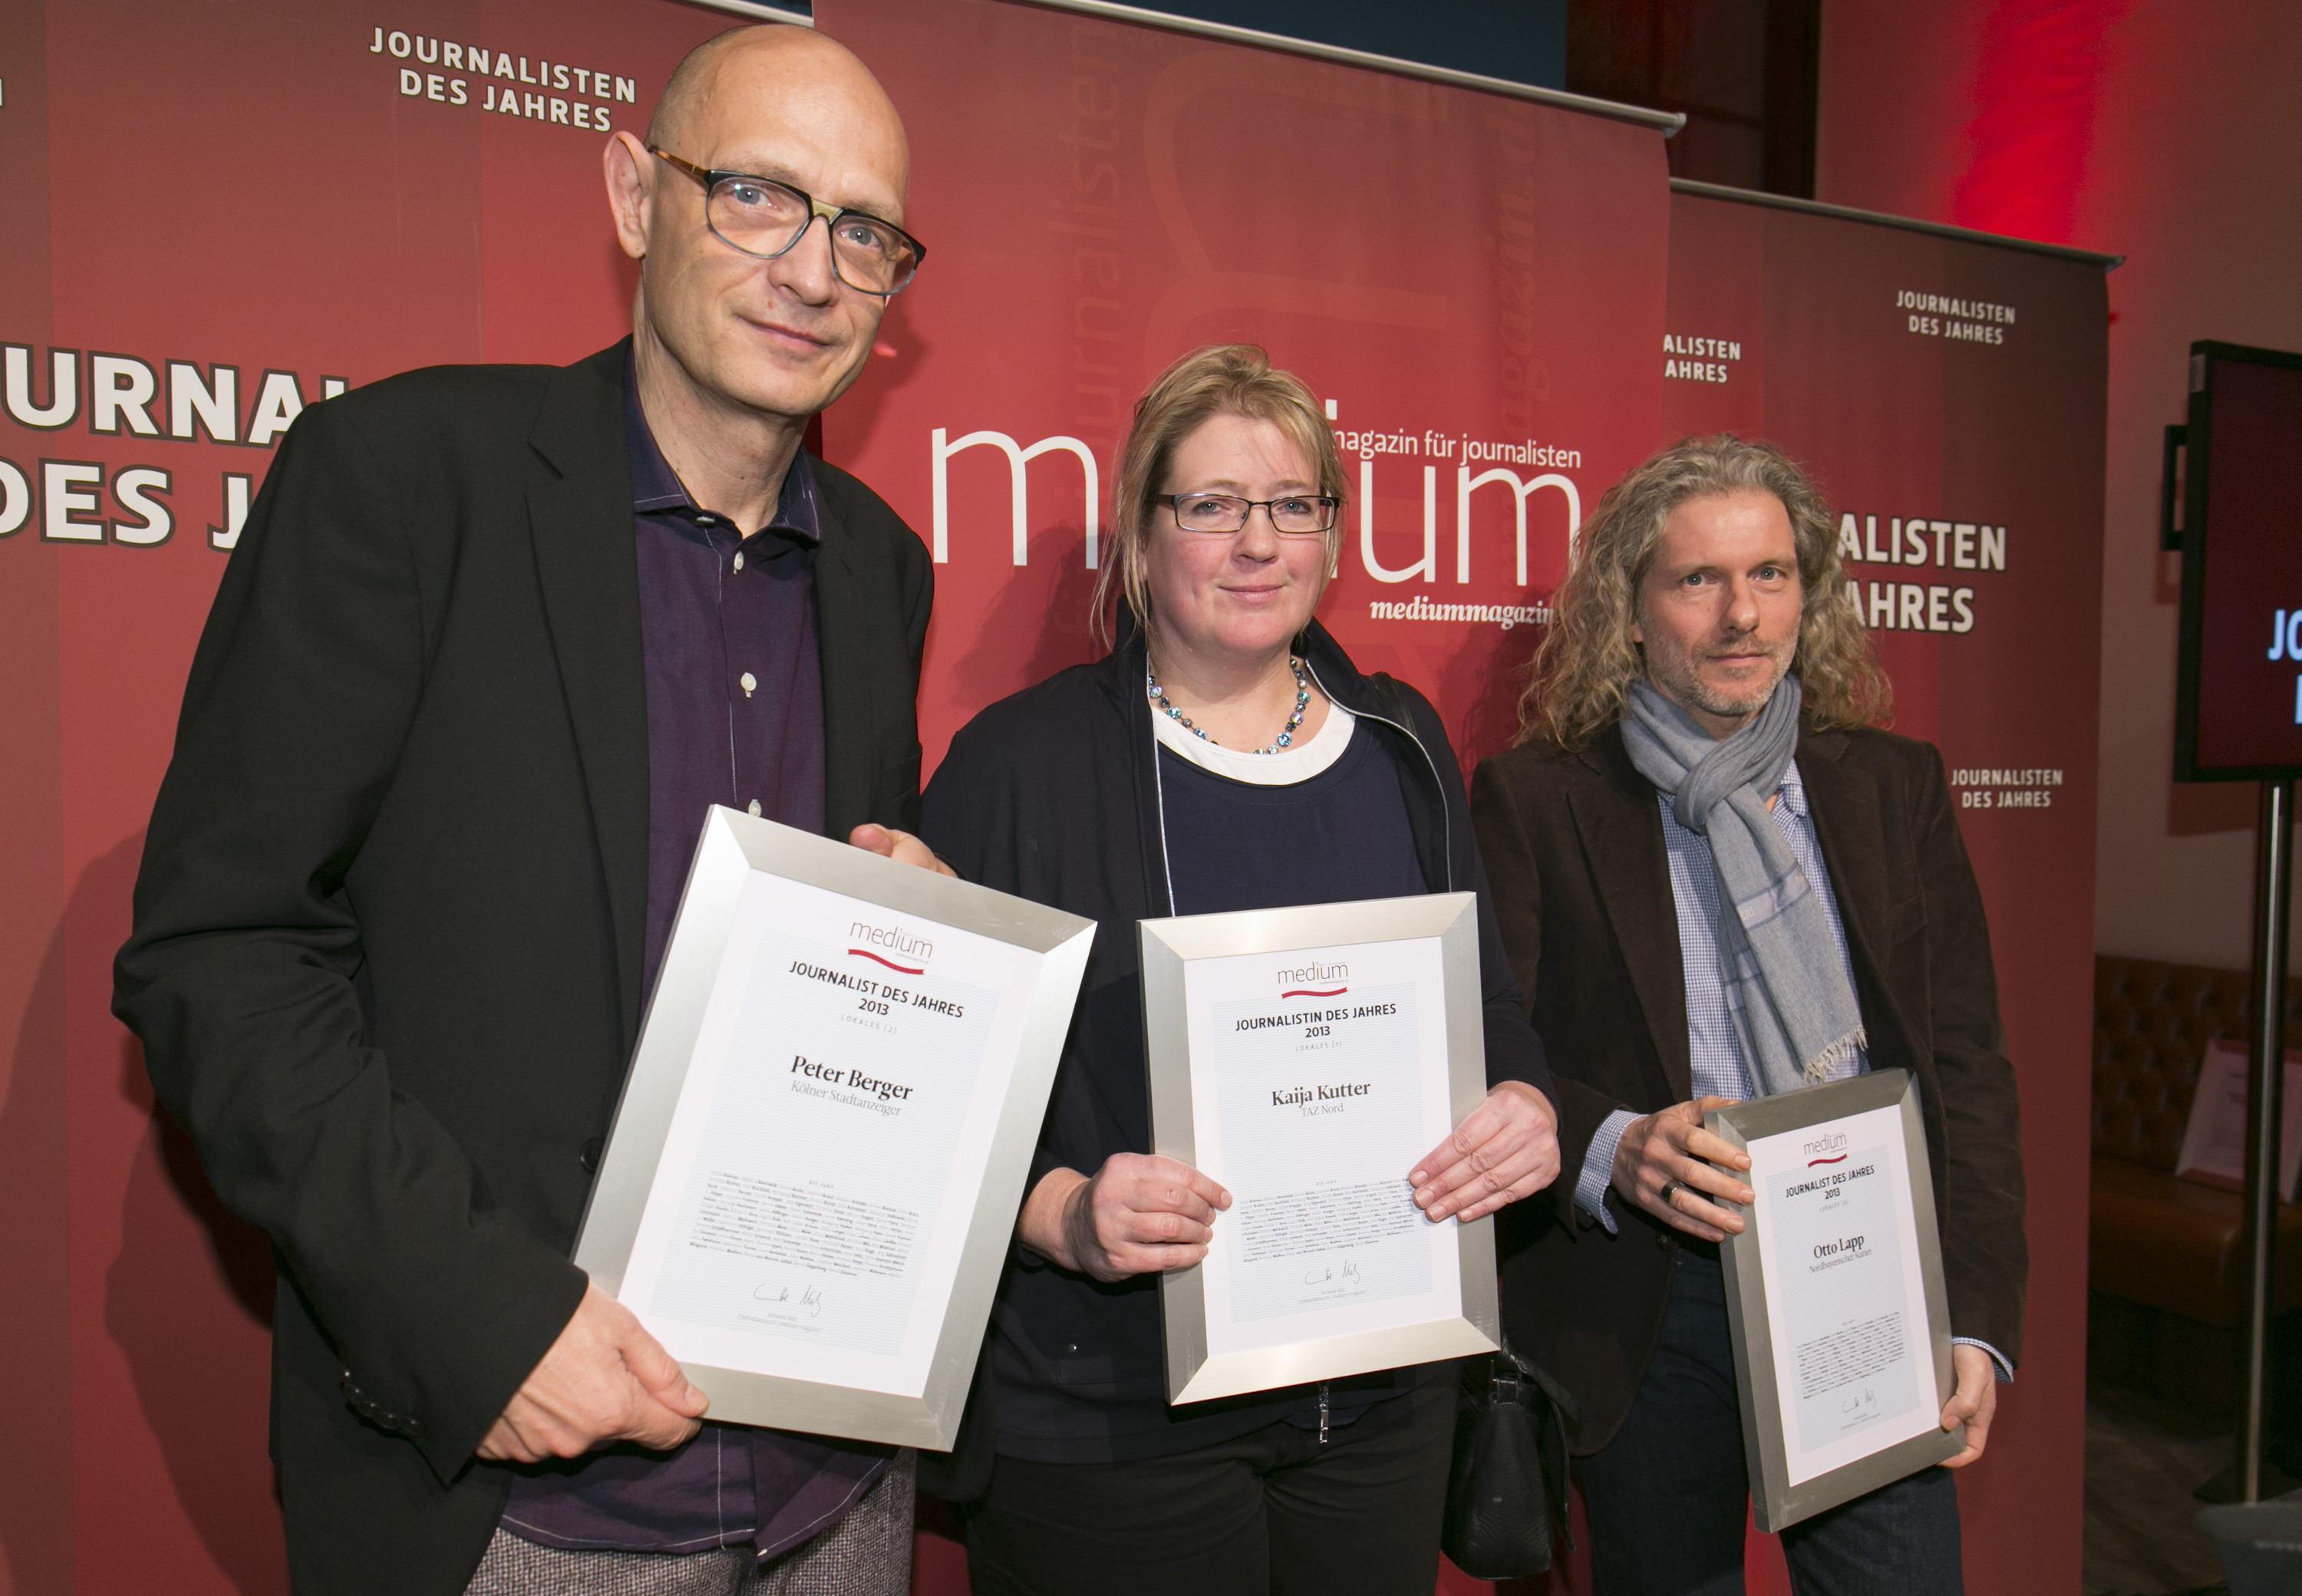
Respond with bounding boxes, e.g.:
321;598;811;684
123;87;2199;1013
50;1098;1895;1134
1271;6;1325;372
1571;732;1694;1101
1797;732;1923;1070
813;493;876;840
526;348;649;1050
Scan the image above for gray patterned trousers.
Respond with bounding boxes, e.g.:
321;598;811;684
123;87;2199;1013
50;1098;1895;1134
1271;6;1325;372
463;1451;915;1596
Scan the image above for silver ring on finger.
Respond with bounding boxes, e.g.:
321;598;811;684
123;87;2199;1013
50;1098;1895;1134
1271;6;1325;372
1658;1179;1684;1209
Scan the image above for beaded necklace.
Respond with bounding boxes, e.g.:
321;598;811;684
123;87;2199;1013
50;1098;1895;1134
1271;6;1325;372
1146;655;1311;753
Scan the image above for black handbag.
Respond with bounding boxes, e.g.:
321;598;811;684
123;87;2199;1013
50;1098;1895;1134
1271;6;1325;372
1441;1339;1578;1581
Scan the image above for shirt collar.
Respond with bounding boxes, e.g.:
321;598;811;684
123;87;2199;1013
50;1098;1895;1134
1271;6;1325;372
622;354;823;545
1778;758;1809;819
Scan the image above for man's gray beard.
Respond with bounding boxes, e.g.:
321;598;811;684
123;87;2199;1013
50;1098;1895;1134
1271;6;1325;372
1661;648;1792;723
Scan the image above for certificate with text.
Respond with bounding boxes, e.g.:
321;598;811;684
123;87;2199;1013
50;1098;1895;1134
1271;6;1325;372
573;807;1093;1449
1140;894;1499;1405
1707;1070;1963;1532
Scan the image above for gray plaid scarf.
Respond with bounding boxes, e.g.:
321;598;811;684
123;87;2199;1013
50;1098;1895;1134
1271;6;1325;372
1620;675;1865;1097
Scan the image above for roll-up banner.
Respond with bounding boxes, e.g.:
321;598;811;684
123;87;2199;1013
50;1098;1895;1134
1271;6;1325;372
0;0;1669;1588
0;5;783;1591
1661;183;2108;1596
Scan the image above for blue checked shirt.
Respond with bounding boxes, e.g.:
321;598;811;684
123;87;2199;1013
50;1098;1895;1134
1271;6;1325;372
1570;759;2012;1380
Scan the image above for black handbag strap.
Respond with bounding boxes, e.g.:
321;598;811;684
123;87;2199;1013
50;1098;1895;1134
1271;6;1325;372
1491;1331;1580;1426
1487;1333;1578;1548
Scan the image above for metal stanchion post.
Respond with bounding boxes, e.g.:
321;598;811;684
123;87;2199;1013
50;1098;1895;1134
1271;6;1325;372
2241;777;2297;1504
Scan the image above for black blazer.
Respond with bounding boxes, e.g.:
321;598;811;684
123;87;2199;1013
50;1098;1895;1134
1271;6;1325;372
113;342;932;1595
917;615;1552;1468
1470;724;2025;1456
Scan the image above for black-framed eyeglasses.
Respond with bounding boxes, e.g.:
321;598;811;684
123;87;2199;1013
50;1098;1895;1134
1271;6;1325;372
651;148;926;298
1163;493;1341;536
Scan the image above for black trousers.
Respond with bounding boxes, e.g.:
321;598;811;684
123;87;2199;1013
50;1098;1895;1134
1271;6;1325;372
961;1373;1457;1596
1578;1255;1964;1596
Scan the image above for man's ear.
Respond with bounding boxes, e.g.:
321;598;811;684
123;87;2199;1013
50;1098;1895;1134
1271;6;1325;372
604;131;654;262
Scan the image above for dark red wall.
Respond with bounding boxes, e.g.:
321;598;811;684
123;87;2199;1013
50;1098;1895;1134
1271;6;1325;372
1819;0;2302;969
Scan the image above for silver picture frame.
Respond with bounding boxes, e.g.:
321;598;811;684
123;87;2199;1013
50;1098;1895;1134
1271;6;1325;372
1707;1068;1964;1532
1139;892;1501;1406
572;806;1094;1450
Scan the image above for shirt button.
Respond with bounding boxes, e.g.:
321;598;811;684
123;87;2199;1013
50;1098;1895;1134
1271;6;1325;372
732;552;744;572
740;671;757;694
748;800;762;816
579;1137;604;1173
697;514;717;527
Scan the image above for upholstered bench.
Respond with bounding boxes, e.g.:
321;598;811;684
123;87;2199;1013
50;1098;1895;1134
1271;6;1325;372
2090;956;2302;1412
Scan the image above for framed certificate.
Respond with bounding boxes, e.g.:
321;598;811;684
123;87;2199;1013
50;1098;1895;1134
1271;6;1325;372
1139;892;1500;1406
2175;1037;2302;1199
572;806;1094;1449
1706;1069;1964;1532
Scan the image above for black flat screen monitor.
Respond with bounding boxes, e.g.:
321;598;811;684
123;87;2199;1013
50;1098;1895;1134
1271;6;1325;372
2175;341;2302;782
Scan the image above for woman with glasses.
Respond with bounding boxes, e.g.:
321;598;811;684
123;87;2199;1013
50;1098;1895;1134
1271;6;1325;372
918;345;1562;1596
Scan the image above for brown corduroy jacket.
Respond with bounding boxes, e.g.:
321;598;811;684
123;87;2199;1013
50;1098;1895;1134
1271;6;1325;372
1470;722;2027;1456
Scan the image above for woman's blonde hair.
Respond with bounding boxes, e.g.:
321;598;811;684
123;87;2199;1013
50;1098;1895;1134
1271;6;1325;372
1092;345;1350;648
1515;434;1891;747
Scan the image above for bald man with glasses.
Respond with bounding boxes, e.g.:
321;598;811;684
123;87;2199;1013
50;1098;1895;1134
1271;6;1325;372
117;25;938;1596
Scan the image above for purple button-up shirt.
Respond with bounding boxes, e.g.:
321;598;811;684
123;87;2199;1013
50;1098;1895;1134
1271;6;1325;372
627;383;827;1000
499;368;889;1562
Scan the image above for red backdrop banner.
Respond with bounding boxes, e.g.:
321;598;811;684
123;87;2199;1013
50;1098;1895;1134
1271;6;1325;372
1661;187;2108;1596
0;2;2104;1594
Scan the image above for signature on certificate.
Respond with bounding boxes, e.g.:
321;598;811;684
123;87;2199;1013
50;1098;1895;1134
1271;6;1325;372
753;1282;828;1317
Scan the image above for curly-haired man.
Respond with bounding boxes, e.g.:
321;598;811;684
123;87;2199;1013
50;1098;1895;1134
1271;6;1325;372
1472;435;2022;1593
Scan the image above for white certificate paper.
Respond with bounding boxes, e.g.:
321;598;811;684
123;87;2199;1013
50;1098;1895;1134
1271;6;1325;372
1182;936;1464;1360
615;869;1044;1399
1744;1102;1940;1486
